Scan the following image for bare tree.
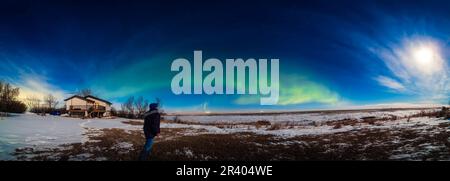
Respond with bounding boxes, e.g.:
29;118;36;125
0;82;19;103
120;103;127;113
143;99;149;113
0;81;4;115
135;96;149;117
0;81;26;115
25;96;41;111
44;94;59;109
155;97;164;114
0;82;20;112
155;97;162;108
124;96;135;115
0;81;3;99
135;96;144;116
77;88;92;97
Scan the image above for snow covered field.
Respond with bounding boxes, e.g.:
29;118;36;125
163;109;446;138
0;113;141;160
163;117;446;137
1;108;448;161
165;109;435;124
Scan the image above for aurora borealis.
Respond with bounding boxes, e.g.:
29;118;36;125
0;0;449;112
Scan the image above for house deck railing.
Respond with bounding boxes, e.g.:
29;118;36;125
69;105;106;111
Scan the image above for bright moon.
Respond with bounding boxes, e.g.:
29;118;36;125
407;41;444;75
414;46;434;64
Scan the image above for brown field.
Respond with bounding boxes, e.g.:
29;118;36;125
14;114;450;161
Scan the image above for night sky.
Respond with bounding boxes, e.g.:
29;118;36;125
0;0;449;112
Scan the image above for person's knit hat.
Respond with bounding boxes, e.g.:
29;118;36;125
149;103;158;110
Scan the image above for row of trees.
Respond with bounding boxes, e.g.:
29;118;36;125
68;89;163;119
77;88;92;97
25;94;62;114
2;82;164;119
114;96;162;119
25;88;94;115
0;81;27;114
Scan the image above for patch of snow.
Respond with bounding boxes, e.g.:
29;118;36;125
113;142;134;150
389;154;412;160
0;113;140;160
68;153;93;161
95;157;108;161
174;148;194;158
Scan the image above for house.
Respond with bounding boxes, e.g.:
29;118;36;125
64;95;112;118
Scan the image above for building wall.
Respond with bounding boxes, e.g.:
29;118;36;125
66;96;112;117
85;97;112;112
65;97;87;110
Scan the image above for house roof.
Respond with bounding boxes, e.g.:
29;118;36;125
85;95;112;105
63;95;85;101
64;95;112;105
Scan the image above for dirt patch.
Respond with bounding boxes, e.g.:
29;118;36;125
121;120;144;126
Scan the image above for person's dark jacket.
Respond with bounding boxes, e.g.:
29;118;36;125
143;109;161;139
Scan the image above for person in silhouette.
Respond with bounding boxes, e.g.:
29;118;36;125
139;103;161;161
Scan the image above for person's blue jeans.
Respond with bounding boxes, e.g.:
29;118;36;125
139;138;154;161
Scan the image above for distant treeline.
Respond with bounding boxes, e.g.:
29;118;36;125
112;96;163;119
0;81;27;114
25;94;63;114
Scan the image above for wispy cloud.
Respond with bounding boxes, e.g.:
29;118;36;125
14;73;68;102
371;37;449;100
0;59;68;102
374;76;406;93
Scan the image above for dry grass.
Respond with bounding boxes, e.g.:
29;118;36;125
324;110;445;129
14;119;450;161
12;109;450;161
14;127;192;161
121;120;144;126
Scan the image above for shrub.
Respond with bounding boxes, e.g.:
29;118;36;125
267;123;283;130
30;107;53;114
5;101;27;113
0;81;27;114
